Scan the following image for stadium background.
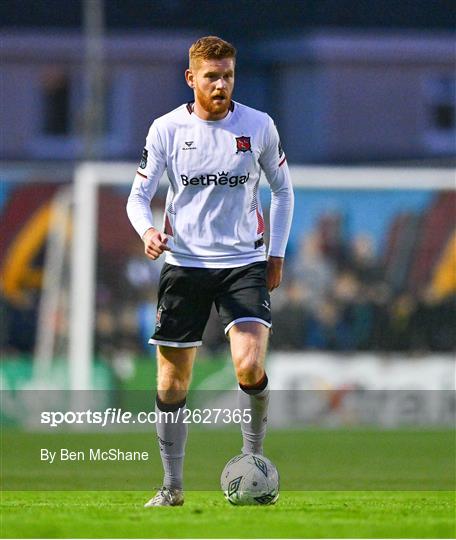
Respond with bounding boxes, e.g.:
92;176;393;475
1;1;455;538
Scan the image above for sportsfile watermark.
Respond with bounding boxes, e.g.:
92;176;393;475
41;407;252;428
1;390;454;491
2;389;455;429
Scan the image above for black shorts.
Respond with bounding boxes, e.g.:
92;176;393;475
149;261;272;348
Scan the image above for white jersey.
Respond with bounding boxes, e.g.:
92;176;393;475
127;100;294;268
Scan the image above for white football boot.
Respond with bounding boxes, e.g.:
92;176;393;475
144;487;184;507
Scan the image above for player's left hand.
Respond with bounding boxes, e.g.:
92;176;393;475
266;256;284;292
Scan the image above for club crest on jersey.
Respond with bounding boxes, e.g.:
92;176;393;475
235;136;252;153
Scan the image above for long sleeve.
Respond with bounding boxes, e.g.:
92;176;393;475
259;116;294;257
126;122;167;238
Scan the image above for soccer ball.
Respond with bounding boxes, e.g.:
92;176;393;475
220;453;279;505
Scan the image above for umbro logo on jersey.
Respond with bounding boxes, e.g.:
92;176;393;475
180;171;250;187
182;141;197;150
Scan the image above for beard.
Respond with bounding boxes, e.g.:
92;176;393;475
194;84;232;117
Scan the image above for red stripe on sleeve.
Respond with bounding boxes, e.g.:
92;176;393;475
136;171;147;179
278;156;287;167
164;214;174;236
256;208;265;235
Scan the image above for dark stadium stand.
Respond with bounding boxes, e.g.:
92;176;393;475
408;192;456;293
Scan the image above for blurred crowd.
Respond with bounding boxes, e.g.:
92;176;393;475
93;215;455;356
269;231;455;352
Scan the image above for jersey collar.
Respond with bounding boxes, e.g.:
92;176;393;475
186;100;235;124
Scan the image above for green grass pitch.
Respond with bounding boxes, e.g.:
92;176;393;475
1;429;455;538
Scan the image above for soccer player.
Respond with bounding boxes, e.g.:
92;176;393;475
127;36;294;507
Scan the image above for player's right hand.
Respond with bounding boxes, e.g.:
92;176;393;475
142;227;170;260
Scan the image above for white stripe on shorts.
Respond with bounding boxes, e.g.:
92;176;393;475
149;338;203;348
224;317;272;335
